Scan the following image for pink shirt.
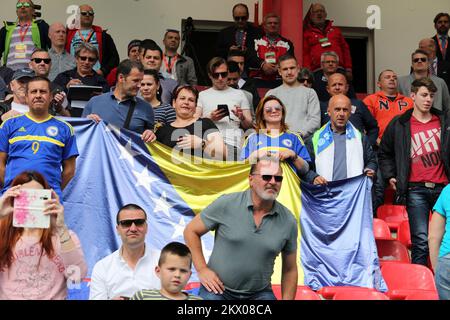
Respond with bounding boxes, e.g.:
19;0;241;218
0;231;87;300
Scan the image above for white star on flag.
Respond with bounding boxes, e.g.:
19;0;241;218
170;217;186;240
104;123;121;137
118;139;139;167
153;191;174;218
132;166;159;194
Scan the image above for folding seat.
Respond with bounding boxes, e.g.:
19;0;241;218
333;290;389;300
373;218;393;240
295;286;321;300
377;205;408;231
383;187;395;205
397;220;412;249
184;282;201;295
376;239;411;264
317;286;376;300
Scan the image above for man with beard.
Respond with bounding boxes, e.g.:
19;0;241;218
184;157;298;300
432;13;450;63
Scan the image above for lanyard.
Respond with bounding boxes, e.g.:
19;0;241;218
163;54;178;74
77;30;94;43
18;23;30;42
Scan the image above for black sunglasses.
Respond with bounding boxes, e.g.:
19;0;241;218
118;219;146;228
78;56;97;62
31;58;51;64
80;11;95;17
234;16;248;22
252;174;283;183
212;72;228;79
299;78;312;84
413;57;427;63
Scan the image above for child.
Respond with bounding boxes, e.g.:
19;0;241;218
131;242;201;300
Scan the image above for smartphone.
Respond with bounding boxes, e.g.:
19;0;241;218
13;189;51;229
217;104;230;117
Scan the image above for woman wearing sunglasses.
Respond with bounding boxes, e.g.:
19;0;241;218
0;171;87;300
241;95;319;182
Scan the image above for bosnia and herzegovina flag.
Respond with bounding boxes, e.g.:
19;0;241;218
63;119;385;299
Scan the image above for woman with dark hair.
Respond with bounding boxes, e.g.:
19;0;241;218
140;69;176;129
0;171;87;300
155;85;226;160
241;95;314;179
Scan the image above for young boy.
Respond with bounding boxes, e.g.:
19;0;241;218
131;242;202;300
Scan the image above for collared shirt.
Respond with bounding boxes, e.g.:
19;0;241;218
89;247;161;300
48;48;76;81
7;23;36;71
82;91;154;134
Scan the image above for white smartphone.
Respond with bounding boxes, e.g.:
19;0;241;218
13;189;52;229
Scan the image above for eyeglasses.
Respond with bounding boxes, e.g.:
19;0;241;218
299;78;312;84
234;16;248;22
78;56;97;62
212;72;228;79
252;174;283;183
264;105;283;113
31;58;51;64
323;60;337;64
80;11;95;17
16;2;32;9
118;219;146;228
413;57;427;63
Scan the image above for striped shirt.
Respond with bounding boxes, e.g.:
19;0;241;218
154;103;176;129
131;289;202;300
7;24;36;70
48;48;76;81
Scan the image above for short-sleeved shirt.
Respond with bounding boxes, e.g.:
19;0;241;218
0;114;78;197
433;185;450;258
200;190;298;294
130;289;202;300
70;29;101;71
153;103;176;128
82;92;154;134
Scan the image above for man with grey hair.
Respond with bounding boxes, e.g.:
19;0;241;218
312;51;356;102
48;22;76;81
184;156;298;300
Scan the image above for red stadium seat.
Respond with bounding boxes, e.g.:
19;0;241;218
405;291;439;300
383;187;395;204
333;290;389;300
376;239;410;264
257;87;270;98
373;218;393;240
377;205;408;231
295;286;321;300
184;282;201;290
397;220;412;249
317;286;376;300
381;263;437;299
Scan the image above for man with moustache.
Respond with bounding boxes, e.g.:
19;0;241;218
432;13;450;63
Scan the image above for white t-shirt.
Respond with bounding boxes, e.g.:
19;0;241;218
89;247;161;300
11;101;29;113
198;87;250;147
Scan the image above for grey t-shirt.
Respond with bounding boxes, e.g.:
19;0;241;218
200;190;298;294
332;132;347;181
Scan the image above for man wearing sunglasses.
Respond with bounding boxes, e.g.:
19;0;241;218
66;4;119;79
90;204;160;300
398;49;450;113
0;0;50;71
185;157;298;300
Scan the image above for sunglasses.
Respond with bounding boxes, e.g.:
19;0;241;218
118;219;146;228
234;16;248;22
252;174;283;183
16;2;31;9
78;56;97;62
264;105;283;113
212;72;228;79
31;58;51;64
80;11;95;17
299;78;312;84
413;57;427;63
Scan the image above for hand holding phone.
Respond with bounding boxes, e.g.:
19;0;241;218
217;104;230;117
13;189;51;229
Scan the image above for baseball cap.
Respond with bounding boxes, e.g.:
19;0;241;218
12;68;35;81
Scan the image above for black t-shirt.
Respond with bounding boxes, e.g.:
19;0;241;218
156;118;219;154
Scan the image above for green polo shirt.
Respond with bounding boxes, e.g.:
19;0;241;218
201;189;297;294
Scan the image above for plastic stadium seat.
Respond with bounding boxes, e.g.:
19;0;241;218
257;87;270;98
397;220;412;249
384;187;395;204
373;218;393;240
295;286;321;300
376;239;411;264
184;282;201;296
333;290;389;300
317;286;376;300
377;205;408;231
405;291;439;300
381;263;437;299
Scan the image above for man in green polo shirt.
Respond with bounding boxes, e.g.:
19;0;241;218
184;157;298;300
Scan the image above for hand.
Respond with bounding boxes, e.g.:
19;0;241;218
142;130;156;143
198;267;225;295
1;109;22;122
96;69;104;77
277;150;297;161
67;78;82;88
44;190;65;231
231;106;244;121
389;178;397;191
313;176;328;185
177;134;203;150
53;92;66;113
376;138;381;146
0;185;22;219
87;114;102;123
210;109;227;122
262;63;277;75
365;169;376;178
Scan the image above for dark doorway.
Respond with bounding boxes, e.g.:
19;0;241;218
345;37;368;94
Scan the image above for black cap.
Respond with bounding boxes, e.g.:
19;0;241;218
12;68;35;81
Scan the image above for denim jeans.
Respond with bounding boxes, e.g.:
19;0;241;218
406;185;444;265
198;285;276;300
436;254;450;300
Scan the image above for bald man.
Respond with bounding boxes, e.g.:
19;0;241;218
419;38;450;92
48;22;76;81
306;94;377;183
66;4;119;77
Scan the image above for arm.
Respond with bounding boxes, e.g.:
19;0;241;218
61;157;76;190
363;135;377;176
0;151;7;186
337;28;352;71
100;32;120;77
239;109;253;129
184;214;225;294
204;131;227;161
280;252;298;300
304;90;321;137
441;81;450;114
185;57;198;86
378;120;397;183
302;32;312;70
429;212;446;271
89;261;109;300
359;101;379;146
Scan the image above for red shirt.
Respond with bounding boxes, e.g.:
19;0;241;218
409;115;449;184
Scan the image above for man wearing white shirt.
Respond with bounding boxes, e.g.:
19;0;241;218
196;57;253;160
89;204;160;300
